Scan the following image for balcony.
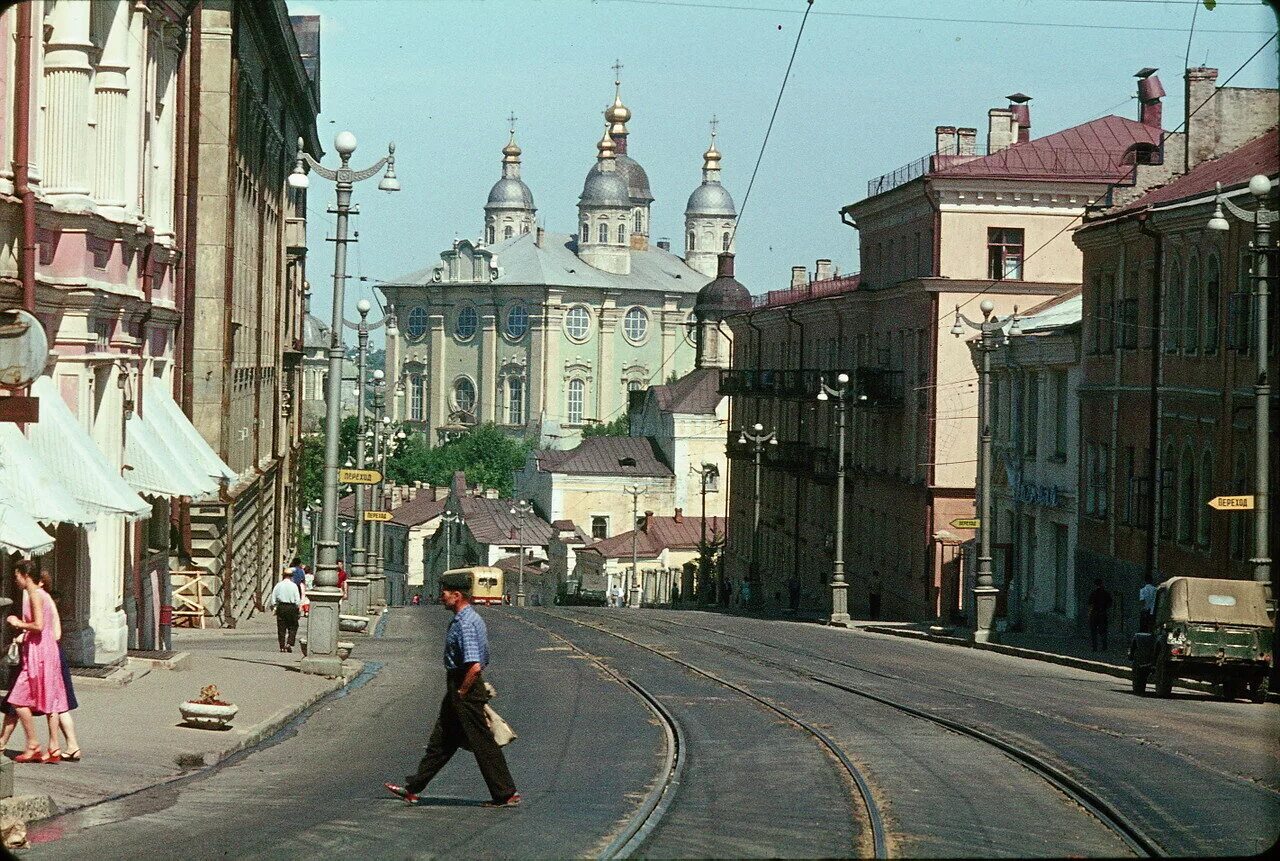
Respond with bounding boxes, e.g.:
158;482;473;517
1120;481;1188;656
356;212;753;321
856;367;905;407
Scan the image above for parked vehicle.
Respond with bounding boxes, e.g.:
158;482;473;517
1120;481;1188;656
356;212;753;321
1130;577;1273;702
445;566;504;606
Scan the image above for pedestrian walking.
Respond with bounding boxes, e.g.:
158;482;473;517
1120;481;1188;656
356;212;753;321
1138;574;1157;633
289;556;307;587
268;568;302;653
337;560;348;598
738;579;751;607
38;578;81;762
868;570;884;620
1087;579;1114;652
384;571;520;808
3;562;70;763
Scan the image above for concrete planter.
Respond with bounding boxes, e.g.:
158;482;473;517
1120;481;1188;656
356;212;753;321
338;615;369;634
179;701;238;730
337;641;354;661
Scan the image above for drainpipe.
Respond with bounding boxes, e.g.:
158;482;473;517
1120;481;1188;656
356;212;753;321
1137;210;1163;582
784;305;805;609
179;7;202;559
13;2;36;315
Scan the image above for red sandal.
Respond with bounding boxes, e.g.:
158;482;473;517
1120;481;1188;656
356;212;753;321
13;747;43;763
42;748;61;764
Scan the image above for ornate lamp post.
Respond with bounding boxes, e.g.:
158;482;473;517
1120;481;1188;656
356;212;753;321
817;374;868;626
951;299;1021;642
690;463;719;604
1208;176;1273;596
738;423;776;607
289;131;399;676
441;509;463;574
510;500;533;606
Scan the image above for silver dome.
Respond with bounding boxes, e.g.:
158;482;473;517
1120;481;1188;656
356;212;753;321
587;154;655;205
485;177;535;211
579;169;631;208
685;181;737;217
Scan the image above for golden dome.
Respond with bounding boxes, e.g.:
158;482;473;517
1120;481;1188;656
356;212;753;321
502;134;522;163
607;92;632;126
597;123;616;158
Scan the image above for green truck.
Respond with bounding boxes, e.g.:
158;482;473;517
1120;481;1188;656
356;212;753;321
1130;577;1273;703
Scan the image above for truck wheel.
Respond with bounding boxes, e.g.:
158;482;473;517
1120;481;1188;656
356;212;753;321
1222;678;1244;701
1153;654;1173;698
1250;676;1270;705
1131;667;1149;696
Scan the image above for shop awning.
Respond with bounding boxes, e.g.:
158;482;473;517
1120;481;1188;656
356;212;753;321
0;423;94;525
0;499;54;557
144;386;237;485
27;377;150;521
125;407;219;501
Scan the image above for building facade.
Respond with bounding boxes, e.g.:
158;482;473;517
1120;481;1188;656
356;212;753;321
573;510;713;605
379;84;737;449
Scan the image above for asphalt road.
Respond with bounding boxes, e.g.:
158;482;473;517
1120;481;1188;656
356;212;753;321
24;606;1280;859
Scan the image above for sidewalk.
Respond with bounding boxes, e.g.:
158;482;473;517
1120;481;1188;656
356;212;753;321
4;612;364;820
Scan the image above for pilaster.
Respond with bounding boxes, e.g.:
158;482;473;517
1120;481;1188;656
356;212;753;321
480;302;497;423
42;0;94;197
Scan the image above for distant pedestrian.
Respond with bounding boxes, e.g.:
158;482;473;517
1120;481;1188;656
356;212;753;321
337;561;348;598
384;571;520;808
610;584;623;608
289;556;306;587
3;562;70;763
1138;574;1157;633
738;579;751;607
411;594;422;606
868;571;884;620
1087;579;1114;652
269;568;302;653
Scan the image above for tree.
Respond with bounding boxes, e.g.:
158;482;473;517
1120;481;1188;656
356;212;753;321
385;423;533;497
583;414;630;438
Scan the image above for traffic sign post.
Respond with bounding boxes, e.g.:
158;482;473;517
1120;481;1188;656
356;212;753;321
363;511;392;522
339;468;382;485
1208;495;1255;511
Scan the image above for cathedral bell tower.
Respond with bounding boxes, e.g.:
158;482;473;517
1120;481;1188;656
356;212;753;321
576;123;632;275
684;119;737;279
483;115;536;244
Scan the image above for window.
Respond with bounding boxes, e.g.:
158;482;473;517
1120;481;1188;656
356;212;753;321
1052;370;1068;458
1184;253;1201;353
564;306;590;341
1159;442;1176;538
455;306;478;340
1086;443;1109;518
503;225;514;240
1053;522;1069;614
1177;445;1196;543
687;230;695;251
486;225;495;244
453;377;476;414
1204;254;1220;354
623;307;648;343
591;516;608;540
406;306;428;339
507;377;524;425
506;303;528;339
987;228;1024;280
1163;257;1182;352
634;211;642;234
1100;274;1114;354
627;379;643;391
598;223;609;243
1023;372;1039;457
618;224;627;245
582;223;589;243
722;232;730;251
1197;449;1212;547
1119;297;1139;349
410;374;423;420
1121;445;1135;525
567;378;585;424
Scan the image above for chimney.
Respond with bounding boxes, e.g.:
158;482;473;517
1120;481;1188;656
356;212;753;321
673;507;683;523
535;226;544;247
790;266;808;290
987;107;1016;154
934;125;958;156
1008;93;1031;143
643;510;654;532
1136;68;1165;128
484;488;498;499
434;485;449;500
656;237;671;251
717;252;735;278
815;259;833;282
957;127;977;156
1184;67;1220;170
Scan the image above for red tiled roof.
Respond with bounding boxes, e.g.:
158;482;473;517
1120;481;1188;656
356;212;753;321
932;115;1162;183
391;494;447;527
1114;127;1278;214
650;368;722;416
535;437;672;478
337;493;355;517
459;496;554;547
579;515;723;560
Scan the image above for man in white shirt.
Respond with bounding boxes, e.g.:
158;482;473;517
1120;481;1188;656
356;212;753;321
268;569;302;652
1138;573;1157;633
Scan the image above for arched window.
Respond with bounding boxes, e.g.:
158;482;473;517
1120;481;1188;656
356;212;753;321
410;374;424;420
722;232;730;251
405;306;429;340
581;223;588;243
597;223;608;243
1160;441;1177;538
618;223;627;245
634;211;642;234
564;306;591;342
1197;449;1212;547
623;307;648;344
567;378;585;425
453;377;476;414
1177;445;1196;543
1184;253;1201;353
1204;254;1220;354
1164;257;1183;352
485;225;495;244
503;225;514;240
455;306;478;341
627;379;643;392
687;231;695;251
521;223;530;234
505;303;528;339
507;377;524;425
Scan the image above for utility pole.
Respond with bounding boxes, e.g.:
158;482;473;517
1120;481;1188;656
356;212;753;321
952;299;1022;642
818;374;866;625
510;500;533;606
625;485;643;608
344;297;391;618
738;423;776;608
288;131;400;677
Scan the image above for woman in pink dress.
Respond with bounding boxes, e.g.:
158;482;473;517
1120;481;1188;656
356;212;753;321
4;562;69;763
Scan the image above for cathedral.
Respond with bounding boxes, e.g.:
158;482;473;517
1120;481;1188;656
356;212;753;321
381;77;739;448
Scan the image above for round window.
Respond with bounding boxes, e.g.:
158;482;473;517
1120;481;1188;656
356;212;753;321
406;306;428;340
455;306;478;341
506;303;529;339
453;377;476;413
623;307;649;344
565;306;591;342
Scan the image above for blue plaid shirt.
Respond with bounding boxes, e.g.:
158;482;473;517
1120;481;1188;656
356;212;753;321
444;605;489;670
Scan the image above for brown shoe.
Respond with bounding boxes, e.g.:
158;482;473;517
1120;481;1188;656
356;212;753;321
483;792;521;808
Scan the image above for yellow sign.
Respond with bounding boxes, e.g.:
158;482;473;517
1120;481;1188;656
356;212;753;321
363;511;392;522
338;468;382;485
950;518;981;530
1208;495;1255;511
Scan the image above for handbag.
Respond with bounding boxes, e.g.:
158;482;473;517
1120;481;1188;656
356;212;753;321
485;704;517;747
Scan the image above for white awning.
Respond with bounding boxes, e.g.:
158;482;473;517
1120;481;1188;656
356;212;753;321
0;423;94;526
27;377;150;521
0;500;54;557
144;385;237;484
125;407;219;501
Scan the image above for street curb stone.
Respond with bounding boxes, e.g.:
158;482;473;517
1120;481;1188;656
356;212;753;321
0;794;56;822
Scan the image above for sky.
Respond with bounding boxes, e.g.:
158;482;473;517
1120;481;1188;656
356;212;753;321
292;0;1278;343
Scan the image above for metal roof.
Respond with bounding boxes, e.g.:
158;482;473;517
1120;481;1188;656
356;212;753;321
534;436;672;478
579;515;722;560
649;367;722;416
458;496;555;547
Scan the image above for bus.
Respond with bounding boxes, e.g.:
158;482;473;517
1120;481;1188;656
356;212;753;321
445;566;504;606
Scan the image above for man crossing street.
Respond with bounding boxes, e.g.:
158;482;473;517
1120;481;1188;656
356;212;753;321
384;571;520;807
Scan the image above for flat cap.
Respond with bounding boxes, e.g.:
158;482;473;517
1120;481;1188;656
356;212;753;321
440;571;472;593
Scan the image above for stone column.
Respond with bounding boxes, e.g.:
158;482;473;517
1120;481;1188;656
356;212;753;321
42;0;95;197
93;0;131;209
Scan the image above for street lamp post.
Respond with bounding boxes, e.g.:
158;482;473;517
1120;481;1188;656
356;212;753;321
344;299;379;618
441;509;462;573
289;130;400;677
690;463;719;604
817;374;867;626
951;299;1021;643
738;423;776;608
624;485;643;608
368;400;391;611
1209;176;1273;596
510;500;533;607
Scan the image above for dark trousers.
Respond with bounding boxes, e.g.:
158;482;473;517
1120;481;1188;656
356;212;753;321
1139;610;1154;633
406;672;516;802
1089;614;1108;651
276;604;300;650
